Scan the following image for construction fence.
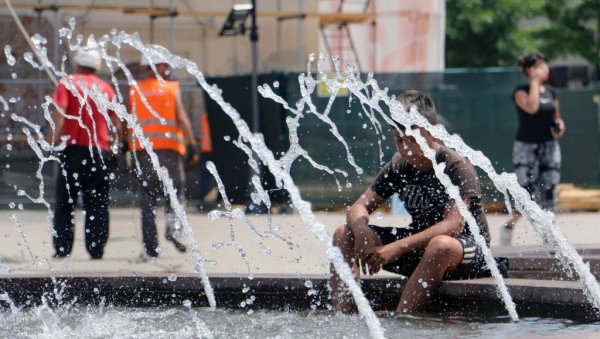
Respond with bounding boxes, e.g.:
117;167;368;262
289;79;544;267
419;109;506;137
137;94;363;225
1;69;599;208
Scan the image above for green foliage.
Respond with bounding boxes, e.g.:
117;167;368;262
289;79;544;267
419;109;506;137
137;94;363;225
446;0;600;71
534;0;600;71
446;0;545;68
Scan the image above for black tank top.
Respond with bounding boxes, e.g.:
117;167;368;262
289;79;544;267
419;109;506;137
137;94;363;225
513;84;557;143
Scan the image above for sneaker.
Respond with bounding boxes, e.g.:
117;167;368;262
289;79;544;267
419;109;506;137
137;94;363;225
499;224;513;246
166;235;187;253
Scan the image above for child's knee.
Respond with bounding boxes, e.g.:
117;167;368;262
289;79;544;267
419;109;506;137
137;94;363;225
424;235;461;259
332;224;352;247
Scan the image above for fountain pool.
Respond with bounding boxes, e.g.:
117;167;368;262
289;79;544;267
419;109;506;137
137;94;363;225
2;306;600;339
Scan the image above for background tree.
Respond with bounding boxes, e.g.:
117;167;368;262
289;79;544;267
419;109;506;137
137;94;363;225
446;0;545;68
534;0;600;79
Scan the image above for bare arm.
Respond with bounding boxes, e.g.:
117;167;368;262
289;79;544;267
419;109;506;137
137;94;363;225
48;104;67;144
515;63;548;114
364;198;468;274
514;83;541;114
175;89;196;146
346;188;386;263
551;98;565;139
110;113;122;147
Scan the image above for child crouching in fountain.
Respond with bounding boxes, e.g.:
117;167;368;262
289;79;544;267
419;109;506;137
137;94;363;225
330;90;494;314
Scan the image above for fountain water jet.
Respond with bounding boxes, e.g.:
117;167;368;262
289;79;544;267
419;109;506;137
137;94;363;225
2;18;600;339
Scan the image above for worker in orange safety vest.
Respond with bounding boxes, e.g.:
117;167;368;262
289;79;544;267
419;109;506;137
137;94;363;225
125;48;199;258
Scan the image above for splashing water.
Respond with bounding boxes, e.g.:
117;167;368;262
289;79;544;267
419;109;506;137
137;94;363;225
284;53;600;318
5;17;600;339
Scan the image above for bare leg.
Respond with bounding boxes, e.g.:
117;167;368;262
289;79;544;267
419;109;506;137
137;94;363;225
330;224;360;313
396;235;463;314
505;212;521;229
500;212;521;246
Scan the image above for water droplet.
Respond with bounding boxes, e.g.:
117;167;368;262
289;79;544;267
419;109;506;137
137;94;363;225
8;202;15;209
223;135;231;141
182;299;192;308
6;144;12;151
4;46;15;66
304;280;313;288
11;73;17;79
69;17;77;30
362;123;367;129
168;274;177;282
207;210;220;220
421;281;429;288
272;81;279;88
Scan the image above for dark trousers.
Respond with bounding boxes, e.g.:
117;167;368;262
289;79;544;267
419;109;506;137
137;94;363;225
53;146;110;259
134;150;186;257
198;152;214;200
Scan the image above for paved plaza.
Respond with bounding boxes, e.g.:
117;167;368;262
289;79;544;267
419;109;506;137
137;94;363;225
1;208;598;276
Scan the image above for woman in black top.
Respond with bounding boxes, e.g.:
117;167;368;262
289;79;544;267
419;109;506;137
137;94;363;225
501;53;566;245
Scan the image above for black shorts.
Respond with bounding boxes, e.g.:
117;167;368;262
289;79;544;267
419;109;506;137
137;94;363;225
369;225;499;280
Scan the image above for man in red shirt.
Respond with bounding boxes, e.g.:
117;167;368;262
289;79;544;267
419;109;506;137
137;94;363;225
49;49;121;259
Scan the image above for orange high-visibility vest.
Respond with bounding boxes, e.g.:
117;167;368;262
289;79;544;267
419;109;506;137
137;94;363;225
199;112;213;153
128;78;185;155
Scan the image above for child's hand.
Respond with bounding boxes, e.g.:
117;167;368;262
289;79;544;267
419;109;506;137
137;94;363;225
363;244;397;275
352;230;380;274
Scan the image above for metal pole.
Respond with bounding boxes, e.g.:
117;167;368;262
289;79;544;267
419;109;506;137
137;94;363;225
250;0;259;134
36;0;43;120
168;0;174;51
296;0;303;71
149;0;155;43
276;0;281;71
53;0;59;66
246;0;267;213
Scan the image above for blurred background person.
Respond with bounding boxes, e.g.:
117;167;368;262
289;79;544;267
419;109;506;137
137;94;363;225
501;53;566;245
126;49;199;258
48;48;121;259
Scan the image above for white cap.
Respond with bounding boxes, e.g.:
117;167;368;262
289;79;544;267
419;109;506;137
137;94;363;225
140;54;169;66
74;49;102;71
140;45;169;66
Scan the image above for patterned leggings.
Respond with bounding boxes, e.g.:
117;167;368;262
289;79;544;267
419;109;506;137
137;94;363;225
512;140;561;213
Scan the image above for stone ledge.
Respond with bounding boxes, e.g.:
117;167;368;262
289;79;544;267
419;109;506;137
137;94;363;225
0;273;598;321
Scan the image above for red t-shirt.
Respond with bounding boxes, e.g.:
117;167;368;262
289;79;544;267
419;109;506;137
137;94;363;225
52;73;116;151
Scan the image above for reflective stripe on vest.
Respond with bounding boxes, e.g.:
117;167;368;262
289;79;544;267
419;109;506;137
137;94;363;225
199;112;213;153
128;79;185;155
